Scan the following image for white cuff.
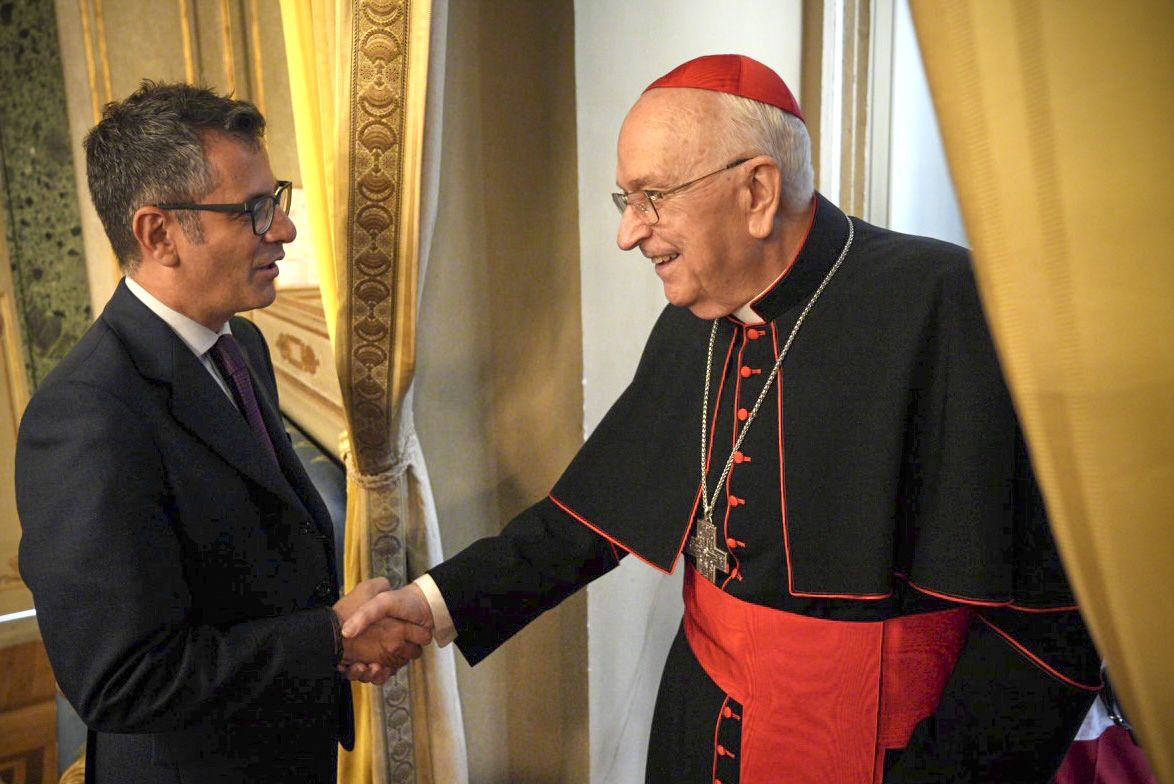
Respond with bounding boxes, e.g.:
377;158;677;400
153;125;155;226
413;573;457;647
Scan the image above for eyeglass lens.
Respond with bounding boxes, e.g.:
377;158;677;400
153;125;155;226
613;191;658;225
250;184;292;235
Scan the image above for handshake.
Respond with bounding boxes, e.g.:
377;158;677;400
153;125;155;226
332;577;433;685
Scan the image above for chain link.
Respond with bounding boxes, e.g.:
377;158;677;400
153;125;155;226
698;214;856;523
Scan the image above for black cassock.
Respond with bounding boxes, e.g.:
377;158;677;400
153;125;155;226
429;194;1100;783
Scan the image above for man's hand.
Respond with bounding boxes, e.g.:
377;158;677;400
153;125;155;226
341;583;434;640
341;616;432;677
333;578;432;685
333;576;391;622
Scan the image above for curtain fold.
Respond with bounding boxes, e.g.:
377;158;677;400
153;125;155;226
909;3;1173;781
281;1;467;782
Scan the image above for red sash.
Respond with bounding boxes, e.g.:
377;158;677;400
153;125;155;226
684;566;971;783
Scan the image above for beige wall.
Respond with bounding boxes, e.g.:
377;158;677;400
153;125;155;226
415;1;587;781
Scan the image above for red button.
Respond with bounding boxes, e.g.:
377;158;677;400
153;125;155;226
726;537;738;549
729;496;744;507
717;744;726;756
747;328;763;340
737;408;749;421
733;451;749;464
723;706;733;718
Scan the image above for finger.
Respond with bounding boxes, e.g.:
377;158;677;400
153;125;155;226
355;576;391;601
398;642;423;663
404;621;433;647
341;591;399;638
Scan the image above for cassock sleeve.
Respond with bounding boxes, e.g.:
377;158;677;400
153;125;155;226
427;497;622;665
888;255;1102;779
885;608;1099;782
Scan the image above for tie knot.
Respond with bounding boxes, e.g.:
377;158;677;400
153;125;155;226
211;334;247;376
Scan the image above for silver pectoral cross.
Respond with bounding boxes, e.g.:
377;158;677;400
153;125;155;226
686;514;729;584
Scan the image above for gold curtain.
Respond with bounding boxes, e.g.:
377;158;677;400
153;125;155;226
909;2;1174;780
281;1;468;782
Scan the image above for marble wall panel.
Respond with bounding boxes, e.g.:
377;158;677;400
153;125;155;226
0;0;92;387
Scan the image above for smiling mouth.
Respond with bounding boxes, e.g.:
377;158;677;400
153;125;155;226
649;253;678;265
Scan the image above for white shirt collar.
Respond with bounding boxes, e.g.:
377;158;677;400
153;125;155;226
124;276;231;356
731;300;765;324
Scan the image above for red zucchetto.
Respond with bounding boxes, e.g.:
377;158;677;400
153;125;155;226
644;54;804;122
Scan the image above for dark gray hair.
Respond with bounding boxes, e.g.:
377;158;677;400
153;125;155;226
83;80;266;271
715;92;815;216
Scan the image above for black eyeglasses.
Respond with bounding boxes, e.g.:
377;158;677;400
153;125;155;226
156;180;293;236
612;159;750;225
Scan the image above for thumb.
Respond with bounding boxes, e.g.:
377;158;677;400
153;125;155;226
341;591;402;638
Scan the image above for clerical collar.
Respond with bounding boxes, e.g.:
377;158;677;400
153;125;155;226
727;194;849;326
125;276;231;357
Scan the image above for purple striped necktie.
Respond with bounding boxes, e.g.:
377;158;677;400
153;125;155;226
209;334;278;465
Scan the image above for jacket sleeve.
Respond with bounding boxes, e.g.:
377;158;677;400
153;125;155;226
428;497;622;665
16;379;339;734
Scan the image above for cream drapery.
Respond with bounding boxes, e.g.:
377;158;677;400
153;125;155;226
281;2;467;782
909;2;1173;780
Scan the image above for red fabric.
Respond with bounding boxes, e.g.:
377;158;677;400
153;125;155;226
683;566;970;783
644;54;805;121
1053;726;1159;784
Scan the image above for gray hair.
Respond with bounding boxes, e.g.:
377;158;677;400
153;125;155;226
714;92;814;215
83;80;266;272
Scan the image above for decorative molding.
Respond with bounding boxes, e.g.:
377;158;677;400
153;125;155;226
252;288;344;458
0;295;30;426
93;0;113;105
811;0;895;225
77;0;103;123
0;556;21;589
178;0;196;83
247;0;266;114
220;0;236;94
275;332;321;375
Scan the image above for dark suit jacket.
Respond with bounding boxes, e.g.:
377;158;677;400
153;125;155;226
16;280;353;784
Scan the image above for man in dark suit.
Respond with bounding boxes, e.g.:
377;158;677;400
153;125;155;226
16;82;429;783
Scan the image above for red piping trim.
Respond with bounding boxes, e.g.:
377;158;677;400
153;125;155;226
719;334;750;590
978;614;1102;692
747;198;819;316
771;324;891;600
547;494;675;575
907;578;1011;607
1008;602;1080;613
707;329;738;478
906;577;1080;613
711;695;730;783
776;323;796;591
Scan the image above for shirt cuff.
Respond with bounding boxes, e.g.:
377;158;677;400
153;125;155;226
414;573;457;647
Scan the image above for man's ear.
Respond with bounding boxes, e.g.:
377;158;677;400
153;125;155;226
132;206;180;268
745;158;783;240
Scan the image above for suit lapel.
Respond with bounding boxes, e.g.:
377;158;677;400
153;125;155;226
234;330;336;542
102;281;305;511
